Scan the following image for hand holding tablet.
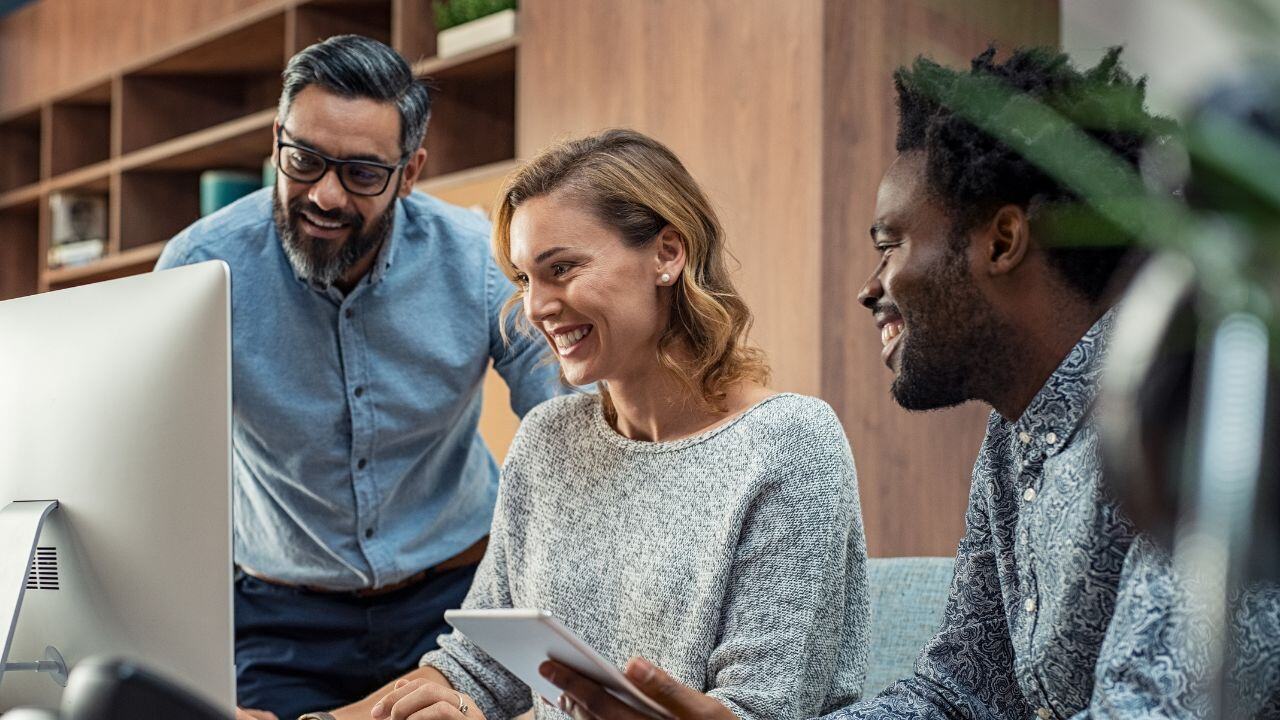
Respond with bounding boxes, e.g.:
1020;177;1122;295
443;609;675;719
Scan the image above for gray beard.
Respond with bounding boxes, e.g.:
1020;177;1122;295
273;191;394;287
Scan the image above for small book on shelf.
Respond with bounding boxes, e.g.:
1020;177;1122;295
48;191;107;269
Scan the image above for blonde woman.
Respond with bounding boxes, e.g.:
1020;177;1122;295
326;129;868;720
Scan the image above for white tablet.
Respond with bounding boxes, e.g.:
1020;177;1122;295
443;608;674;719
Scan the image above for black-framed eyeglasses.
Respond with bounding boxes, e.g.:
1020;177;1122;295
275;127;404;197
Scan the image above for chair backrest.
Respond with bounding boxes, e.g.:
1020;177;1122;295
863;556;954;696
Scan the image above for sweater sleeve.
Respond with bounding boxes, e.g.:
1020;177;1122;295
420;464;534;719
705;406;870;720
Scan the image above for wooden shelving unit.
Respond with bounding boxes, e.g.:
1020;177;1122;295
0;0;519;297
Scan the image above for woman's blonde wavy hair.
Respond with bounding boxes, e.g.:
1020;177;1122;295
492;128;769;412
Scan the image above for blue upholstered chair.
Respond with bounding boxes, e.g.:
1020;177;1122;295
863;556;955;697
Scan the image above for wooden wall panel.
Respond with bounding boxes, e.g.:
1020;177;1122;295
822;0;1060;556
0;0;285;116
519;0;827;398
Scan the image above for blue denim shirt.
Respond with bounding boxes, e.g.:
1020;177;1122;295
827;311;1280;719
155;188;561;591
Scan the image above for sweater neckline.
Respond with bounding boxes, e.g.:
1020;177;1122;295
590;392;796;453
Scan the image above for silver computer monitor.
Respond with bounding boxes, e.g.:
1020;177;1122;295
0;261;234;713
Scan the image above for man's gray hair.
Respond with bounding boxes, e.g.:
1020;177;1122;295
278;34;431;159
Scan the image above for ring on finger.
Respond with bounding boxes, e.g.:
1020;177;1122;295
456;691;469;715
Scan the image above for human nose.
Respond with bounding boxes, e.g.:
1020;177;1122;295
857;259;886;311
307;166;347;211
524;279;562;326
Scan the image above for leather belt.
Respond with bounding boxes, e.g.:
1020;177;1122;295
242;536;488;598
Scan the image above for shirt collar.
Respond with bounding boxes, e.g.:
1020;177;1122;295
1009;307;1117;455
366;197;404;286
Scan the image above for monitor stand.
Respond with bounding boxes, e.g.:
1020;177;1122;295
0;500;68;688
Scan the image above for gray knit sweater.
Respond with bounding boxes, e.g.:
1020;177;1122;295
422;392;868;720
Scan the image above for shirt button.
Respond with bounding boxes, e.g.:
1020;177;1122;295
1025;598;1037;613
354;386;365;398
1023;487;1037;502
1037;708;1052;719
364;528;374;539
1045;432;1058;445
345;308;353;319
357;458;367;469
1018;431;1031;444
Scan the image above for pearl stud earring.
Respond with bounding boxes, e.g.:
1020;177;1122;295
660;273;671;284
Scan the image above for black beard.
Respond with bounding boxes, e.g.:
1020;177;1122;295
273;192;394;287
890;250;1018;411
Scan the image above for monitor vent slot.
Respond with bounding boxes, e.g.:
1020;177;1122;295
25;547;59;590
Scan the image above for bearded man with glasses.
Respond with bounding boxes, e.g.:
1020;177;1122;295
155;34;563;720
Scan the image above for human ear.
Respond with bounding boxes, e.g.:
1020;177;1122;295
398;147;429;197
654;225;687;284
984;204;1030;277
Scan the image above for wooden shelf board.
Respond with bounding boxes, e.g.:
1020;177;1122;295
0;182;41;212
45;160;113;195
44;241;167;286
58;80;113;105
0;102;42;127
416;158;517;212
417;158;518;194
412;36;519;79
119;109;276;173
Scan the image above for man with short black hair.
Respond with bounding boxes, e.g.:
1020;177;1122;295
541;46;1280;720
156;34;560;720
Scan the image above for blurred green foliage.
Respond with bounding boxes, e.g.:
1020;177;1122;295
433;0;517;32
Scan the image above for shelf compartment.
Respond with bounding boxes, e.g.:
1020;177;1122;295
417;42;516;180
120;13;285;154
44;241;167;291
119;170;202;252
142;11;287;76
48;81;113;176
0;203;39;300
0;109;41;194
293;0;392;53
120;73;281;155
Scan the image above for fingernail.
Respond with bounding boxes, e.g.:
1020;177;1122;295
395;679;408;688
630;657;655;682
371;701;384;717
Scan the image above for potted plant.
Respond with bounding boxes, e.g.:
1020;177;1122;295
433;0;518;59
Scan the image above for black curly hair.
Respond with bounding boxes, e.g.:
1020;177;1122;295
894;46;1169;302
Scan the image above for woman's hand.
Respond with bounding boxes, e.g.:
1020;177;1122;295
234;708;277;720
370;677;484;720
539;657;735;720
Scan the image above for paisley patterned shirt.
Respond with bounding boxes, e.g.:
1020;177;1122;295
826;311;1280;719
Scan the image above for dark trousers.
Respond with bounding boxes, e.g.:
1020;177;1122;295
233;564;477;720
